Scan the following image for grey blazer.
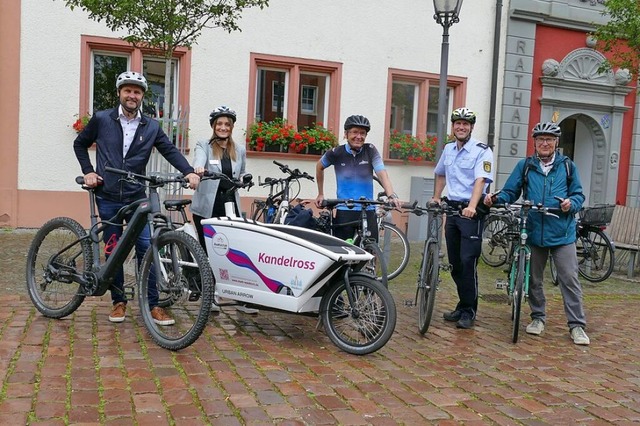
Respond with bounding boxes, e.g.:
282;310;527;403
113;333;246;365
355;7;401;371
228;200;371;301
190;138;247;218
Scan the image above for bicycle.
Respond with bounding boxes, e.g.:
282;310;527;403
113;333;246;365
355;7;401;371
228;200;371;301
492;200;560;343
401;200;459;334
319;198;392;287
372;177;410;280
374;197;411;281
549;204;615;284
25;167;215;350
251;160;314;224
201;197;397;355
483;203;615;283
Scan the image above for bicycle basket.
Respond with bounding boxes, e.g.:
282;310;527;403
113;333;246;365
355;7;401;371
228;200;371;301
578;204;615;225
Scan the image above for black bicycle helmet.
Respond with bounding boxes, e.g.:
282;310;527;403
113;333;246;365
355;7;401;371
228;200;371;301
450;107;476;124
209;106;237;125
532;122;561;138
115;71;148;92
344;115;371;132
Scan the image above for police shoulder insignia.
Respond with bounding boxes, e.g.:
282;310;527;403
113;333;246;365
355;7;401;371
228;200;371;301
476;143;488;149
483;161;492;172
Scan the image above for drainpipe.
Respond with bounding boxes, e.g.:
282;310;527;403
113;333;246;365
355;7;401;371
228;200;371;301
486;0;503;192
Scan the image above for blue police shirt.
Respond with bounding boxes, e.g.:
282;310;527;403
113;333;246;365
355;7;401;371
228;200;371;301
433;137;494;201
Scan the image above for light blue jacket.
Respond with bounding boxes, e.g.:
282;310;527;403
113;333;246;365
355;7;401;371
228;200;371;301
190;139;246;218
495;151;584;247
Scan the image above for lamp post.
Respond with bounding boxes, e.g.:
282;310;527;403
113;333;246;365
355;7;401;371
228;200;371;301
433;0;463;163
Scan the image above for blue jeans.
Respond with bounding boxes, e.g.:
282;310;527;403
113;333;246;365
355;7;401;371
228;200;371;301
96;197;159;307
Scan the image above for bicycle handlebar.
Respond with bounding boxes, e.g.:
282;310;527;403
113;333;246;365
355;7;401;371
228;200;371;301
99;167;190;188
272;160;314;182
491;200;561;218
202;171;254;191
402;199;460;217
321;197;391;209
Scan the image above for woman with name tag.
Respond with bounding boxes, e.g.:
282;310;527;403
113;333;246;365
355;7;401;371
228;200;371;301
191;106;257;314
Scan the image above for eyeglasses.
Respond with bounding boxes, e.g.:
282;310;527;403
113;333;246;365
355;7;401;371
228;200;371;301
347;129;367;137
534;137;557;145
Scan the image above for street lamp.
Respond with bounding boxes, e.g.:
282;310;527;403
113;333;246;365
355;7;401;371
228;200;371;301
433;0;463;163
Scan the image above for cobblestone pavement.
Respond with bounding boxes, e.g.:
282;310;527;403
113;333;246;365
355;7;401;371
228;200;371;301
0;283;639;425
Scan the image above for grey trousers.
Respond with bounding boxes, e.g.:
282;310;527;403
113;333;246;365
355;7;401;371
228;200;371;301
529;243;587;330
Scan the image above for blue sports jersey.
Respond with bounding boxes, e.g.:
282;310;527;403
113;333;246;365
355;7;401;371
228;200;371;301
320;143;385;210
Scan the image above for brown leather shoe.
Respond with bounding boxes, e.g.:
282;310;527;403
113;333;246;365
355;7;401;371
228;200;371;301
109;302;126;323
151;307;175;326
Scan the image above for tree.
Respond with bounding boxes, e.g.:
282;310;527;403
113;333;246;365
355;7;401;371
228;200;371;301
61;0;270;127
592;0;640;80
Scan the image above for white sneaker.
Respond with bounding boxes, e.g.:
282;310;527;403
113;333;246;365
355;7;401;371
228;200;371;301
571;327;590;345
526;319;545;335
236;304;259;314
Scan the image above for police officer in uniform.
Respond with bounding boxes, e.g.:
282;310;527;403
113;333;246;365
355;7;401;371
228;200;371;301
432;108;494;329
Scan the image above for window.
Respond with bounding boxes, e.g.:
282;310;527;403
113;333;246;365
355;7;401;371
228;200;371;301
91;52;128;112
248;53;342;156
301;85;317;115
79;35;191;148
385;69;466;162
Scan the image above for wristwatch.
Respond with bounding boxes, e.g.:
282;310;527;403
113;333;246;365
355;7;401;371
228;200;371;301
388;192;398;199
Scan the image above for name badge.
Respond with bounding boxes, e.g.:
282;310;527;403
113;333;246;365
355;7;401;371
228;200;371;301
210;160;219;165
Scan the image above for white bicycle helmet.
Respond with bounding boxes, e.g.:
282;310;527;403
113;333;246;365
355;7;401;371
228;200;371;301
209;106;237;125
115;71;148;92
532;122;561;138
450;107;477;124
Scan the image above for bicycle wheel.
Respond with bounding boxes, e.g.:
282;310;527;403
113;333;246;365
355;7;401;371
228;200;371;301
577;228;615;283
511;251;526;344
378;222;410;280
138;231;214;350
320;273;396;355
481;215;512;267
549;254;558;285
26;217;92;318
417;240;439;334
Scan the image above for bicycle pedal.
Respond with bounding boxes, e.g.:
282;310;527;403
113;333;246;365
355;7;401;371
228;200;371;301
495;279;508;290
124;286;135;300
403;299;415;307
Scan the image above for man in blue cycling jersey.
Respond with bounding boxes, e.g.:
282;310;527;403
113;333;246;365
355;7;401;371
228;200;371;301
314;115;401;241
73;71;200;325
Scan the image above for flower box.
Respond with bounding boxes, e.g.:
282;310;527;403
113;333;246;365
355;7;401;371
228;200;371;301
388;131;437;163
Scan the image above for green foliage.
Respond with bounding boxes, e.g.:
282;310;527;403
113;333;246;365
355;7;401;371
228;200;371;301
59;0;270;57
591;0;640;79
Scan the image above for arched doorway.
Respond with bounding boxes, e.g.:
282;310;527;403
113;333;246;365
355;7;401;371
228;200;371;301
558;114;607;206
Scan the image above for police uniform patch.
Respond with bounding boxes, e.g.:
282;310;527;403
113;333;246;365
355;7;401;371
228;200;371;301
483;161;491;172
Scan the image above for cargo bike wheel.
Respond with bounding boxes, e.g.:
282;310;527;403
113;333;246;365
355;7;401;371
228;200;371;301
320;273;396;355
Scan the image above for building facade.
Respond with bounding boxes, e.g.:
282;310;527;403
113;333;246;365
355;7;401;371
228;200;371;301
1;0;637;230
498;0;638;207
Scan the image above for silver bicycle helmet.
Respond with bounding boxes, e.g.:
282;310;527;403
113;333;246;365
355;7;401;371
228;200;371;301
450;107;477;124
344;115;371;132
209;106;237;125
115;71;148;92
532;122;561;138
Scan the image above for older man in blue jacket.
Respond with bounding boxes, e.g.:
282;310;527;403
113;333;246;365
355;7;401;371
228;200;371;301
74;71;199;326
484;122;590;345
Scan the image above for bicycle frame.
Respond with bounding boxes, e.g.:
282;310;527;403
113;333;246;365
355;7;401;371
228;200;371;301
62;171;174;297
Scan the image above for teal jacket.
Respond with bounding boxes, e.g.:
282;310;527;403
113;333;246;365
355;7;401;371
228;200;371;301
495;151;585;247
